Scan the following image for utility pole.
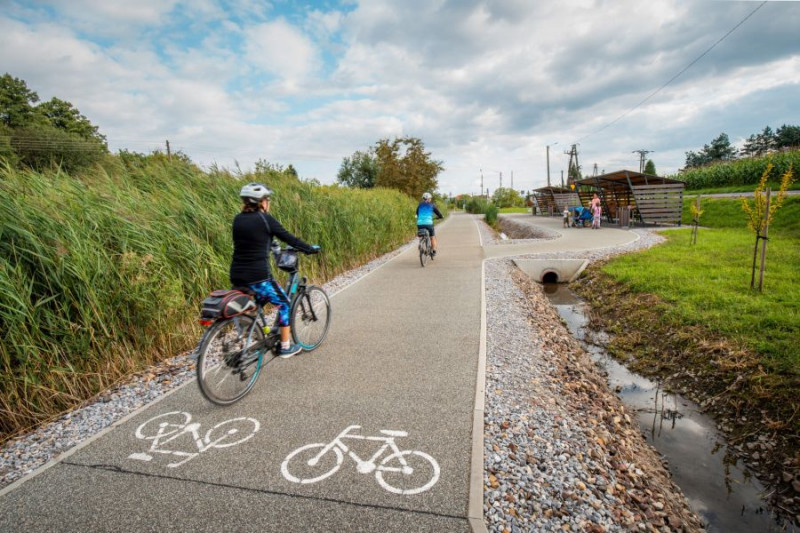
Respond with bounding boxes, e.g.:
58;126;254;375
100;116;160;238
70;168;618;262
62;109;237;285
546;142;558;187
561;170;564;189
510;171;513;191
632;149;653;173
499;172;503;190
166;140;172;161
480;169;484;197
565;144;580;186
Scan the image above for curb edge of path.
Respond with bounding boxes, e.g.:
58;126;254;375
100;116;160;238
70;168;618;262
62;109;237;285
469;215;489;533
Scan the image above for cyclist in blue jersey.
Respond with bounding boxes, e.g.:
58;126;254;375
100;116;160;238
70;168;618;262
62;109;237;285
416;192;444;256
230;183;319;358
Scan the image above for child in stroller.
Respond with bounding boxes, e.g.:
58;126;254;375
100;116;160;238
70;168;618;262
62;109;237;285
571;206;593;227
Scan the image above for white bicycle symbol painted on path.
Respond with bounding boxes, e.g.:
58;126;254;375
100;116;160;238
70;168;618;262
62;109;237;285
128;411;260;468
281;425;440;495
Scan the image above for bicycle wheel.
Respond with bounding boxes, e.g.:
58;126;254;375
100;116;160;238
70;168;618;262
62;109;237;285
135;411;191;441
196;315;264;405
290;286;331;351
376;450;440;495
419;238;429;267
204;417;260;448
281;443;343;484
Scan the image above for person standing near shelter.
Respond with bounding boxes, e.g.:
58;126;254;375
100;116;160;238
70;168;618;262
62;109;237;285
562;206;570;228
590;193;601;212
592;203;602;229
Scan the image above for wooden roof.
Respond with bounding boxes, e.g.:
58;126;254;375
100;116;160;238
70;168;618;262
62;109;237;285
574;170;684;190
533;186;573;194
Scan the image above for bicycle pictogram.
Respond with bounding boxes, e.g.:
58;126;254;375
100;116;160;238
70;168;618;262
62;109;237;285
129;411;260;468
281;425;440;495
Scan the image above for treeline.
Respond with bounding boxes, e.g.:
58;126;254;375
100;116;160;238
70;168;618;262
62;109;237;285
0;73;107;173
0;154;417;439
684;126;800;169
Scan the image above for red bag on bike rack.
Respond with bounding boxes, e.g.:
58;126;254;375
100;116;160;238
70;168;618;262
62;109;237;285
200;289;257;321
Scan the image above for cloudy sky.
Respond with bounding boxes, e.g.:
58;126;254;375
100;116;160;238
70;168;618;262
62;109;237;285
2;0;799;195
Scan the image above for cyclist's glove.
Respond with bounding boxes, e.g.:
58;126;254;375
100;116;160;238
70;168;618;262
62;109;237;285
308;245;321;254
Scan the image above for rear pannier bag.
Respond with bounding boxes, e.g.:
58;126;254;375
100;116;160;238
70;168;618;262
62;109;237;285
200;289;257;321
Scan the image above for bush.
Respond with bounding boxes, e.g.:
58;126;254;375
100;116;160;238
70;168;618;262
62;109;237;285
10;125;106;173
484;204;499;225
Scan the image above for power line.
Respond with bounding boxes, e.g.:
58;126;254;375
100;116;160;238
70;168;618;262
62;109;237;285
575;1;768;143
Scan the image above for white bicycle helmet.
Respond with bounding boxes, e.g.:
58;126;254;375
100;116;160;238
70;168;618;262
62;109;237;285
422;192;432;201
240;182;272;205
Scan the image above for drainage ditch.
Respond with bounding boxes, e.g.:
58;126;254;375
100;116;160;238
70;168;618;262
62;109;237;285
542;282;789;533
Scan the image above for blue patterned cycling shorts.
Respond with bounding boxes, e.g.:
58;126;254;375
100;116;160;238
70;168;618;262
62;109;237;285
249;280;290;327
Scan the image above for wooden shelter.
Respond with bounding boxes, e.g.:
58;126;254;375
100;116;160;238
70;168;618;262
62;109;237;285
574;170;684;226
532;186;579;216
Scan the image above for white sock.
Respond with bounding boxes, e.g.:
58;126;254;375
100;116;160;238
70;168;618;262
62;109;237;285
282;341;290;349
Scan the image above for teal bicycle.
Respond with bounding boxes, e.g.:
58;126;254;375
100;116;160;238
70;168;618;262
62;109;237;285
195;246;331;405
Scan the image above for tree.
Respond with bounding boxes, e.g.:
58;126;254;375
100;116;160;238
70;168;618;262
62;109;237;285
684;132;737;168
491;187;523;208
337;149;379;188
775;124;800;149
644;159;656;175
740;126;776;158
740;163;795;291
706;132;737;161
0;73;40;128
374;137;443;198
35;97;106;145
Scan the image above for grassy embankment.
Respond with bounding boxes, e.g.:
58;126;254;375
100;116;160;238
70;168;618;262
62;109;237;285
0;156;419;441
574;194;799;496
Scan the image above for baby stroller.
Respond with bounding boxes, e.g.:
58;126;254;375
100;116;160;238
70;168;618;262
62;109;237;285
571;206;593;227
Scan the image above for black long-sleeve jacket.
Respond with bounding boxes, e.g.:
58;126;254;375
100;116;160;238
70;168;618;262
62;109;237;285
229;211;315;286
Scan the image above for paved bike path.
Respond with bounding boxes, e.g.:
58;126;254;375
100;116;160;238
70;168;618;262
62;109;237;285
0;213;483;532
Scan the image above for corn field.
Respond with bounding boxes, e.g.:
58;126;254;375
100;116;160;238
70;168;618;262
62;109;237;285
672;149;800;190
0;156;418;439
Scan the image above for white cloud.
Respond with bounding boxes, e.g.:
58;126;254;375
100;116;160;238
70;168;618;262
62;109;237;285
243;20;319;81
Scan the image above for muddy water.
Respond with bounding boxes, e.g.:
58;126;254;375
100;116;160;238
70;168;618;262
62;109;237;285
543;283;790;533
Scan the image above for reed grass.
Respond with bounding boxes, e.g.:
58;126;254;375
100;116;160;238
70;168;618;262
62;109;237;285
0;156;417;439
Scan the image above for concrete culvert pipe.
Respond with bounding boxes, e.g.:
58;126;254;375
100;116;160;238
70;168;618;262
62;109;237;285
542;271;559;284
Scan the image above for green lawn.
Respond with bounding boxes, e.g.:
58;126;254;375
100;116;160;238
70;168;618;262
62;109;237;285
601;227;799;374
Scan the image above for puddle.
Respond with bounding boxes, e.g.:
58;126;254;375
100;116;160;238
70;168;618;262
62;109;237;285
544;283;792;533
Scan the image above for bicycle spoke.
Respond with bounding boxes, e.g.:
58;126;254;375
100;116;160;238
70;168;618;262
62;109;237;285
197;316;264;405
291;286;331;351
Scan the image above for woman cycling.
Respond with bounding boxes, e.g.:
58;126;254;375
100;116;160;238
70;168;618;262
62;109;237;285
230;182;319;358
416;192;444;256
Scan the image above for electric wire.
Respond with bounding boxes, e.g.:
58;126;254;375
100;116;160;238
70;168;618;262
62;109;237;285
574;1;768;143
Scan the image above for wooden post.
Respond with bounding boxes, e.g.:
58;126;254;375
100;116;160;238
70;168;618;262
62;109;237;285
166;140;171;161
757;188;771;292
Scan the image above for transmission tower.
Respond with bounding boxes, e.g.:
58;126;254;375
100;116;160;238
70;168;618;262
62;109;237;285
632;149;653;173
592;163;599;176
564;144;581;186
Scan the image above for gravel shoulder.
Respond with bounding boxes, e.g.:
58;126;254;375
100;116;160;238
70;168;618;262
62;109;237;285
478;215;704;532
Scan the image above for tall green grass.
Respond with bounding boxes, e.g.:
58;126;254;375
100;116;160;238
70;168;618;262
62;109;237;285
0;156;417;439
671;149;799;190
